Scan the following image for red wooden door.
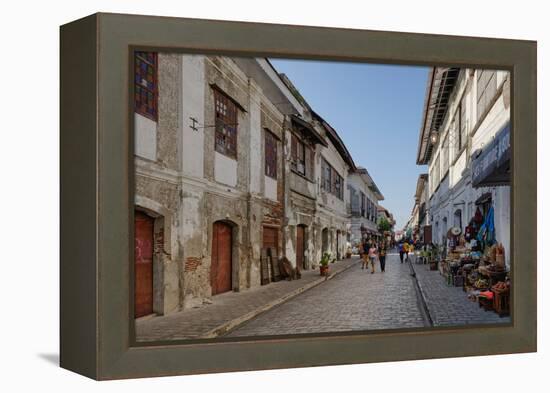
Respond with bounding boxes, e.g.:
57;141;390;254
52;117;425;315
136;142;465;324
211;222;232;295
296;226;305;269
134;211;154;318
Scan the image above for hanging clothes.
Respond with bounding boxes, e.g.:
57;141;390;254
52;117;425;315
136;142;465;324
477;206;496;246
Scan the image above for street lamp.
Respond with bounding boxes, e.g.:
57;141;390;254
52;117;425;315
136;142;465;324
429;130;439;145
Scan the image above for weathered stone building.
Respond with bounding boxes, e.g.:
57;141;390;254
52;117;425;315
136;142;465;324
133;53;379;318
279;74;356;268
134;53;303;316
348;167;384;244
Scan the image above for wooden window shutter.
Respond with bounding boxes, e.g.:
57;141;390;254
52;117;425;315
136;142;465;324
305;146;315;180
291;134;298;159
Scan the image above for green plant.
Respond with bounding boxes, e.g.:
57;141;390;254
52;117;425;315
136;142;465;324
320;252;332;266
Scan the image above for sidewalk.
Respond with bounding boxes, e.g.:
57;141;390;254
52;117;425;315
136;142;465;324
409;259;511;326
136;256;360;342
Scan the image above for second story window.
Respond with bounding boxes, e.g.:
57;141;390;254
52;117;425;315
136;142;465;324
134;51;158;121
291;134;314;179
476;70;497;123
265;130;278;179
360;192;366;217
459;95;467;150
214;89;238;159
321;158;344;200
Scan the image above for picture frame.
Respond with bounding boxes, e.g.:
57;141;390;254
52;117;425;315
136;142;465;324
60;12;536;380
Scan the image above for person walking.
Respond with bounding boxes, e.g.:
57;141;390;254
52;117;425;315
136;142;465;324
399;242;405;263
368;243;377;274
379;242;387;272
361;239;369;270
403;241;410;261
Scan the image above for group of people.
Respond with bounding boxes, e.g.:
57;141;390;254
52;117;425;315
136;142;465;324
359;239;387;274
398;241;414;263
358;238;431;273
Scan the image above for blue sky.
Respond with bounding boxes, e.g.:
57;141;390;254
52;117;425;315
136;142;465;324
270;58;430;229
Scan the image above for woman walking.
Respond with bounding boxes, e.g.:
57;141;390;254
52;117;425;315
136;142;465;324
399;242;405;263
379;242;387;272
368;243;378;274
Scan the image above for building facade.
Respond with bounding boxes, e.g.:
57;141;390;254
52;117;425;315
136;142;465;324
133;53;374;318
414;173;430;242
348;167;384;244
417;67;511;266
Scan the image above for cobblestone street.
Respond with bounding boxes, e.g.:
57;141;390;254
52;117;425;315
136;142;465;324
410;258;511;326
136;252;511;342
226;252;426;337
136;257;359;341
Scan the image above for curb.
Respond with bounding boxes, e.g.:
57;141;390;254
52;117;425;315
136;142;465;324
201;258;361;338
408;258;434;327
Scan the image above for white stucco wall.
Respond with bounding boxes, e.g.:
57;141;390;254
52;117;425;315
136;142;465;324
181;55;205;178
317;139;349;216
427;69;510;253
214;151;238;187
264;175;278;201
135;113;157;161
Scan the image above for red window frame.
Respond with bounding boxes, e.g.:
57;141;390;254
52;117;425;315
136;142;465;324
265;130;278;179
214;89;238;159
134;51;158;121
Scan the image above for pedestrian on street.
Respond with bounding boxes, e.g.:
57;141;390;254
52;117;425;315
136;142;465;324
403;241;410;261
399;242;405;263
368;244;377;274
379;242;387;272
361;239;369;270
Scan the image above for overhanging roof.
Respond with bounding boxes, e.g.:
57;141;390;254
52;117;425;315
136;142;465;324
417;67;460;165
313;112;356;170
414;173;428;201
354;166;384;201
290;115;328;147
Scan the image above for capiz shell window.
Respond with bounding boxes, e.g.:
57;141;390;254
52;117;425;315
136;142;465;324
214;89;238;159
134;51;158;121
265;130;278;179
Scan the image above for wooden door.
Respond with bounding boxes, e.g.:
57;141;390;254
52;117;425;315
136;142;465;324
296;226;305;269
263;227;278;252
211;222;233;295
134;211;154;318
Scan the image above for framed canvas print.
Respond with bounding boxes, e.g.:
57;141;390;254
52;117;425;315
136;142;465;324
60;12;537;380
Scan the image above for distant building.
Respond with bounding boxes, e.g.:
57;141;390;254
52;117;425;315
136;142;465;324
347;167;384;244
414;174;430;242
377;205;396;242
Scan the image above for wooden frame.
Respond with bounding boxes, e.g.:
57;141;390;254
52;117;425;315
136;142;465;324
60;12;537;380
133;51;158;121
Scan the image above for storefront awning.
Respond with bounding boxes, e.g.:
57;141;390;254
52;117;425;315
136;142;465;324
471;122;511;188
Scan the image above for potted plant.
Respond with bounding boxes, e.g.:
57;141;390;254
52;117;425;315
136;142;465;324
320;252;331;276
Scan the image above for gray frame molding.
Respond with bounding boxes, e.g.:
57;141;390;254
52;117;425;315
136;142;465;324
60;12;537;380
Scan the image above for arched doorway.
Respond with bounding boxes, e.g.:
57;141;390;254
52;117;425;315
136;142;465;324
211;221;233;295
134;210;154;318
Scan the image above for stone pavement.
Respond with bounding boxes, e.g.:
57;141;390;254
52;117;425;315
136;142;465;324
410;258;511;326
135;256;360;342
225;252;426;337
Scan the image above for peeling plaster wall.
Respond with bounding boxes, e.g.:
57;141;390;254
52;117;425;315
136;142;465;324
156;54;180;171
134;174;181;315
176;55;286;308
181;55;205;178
